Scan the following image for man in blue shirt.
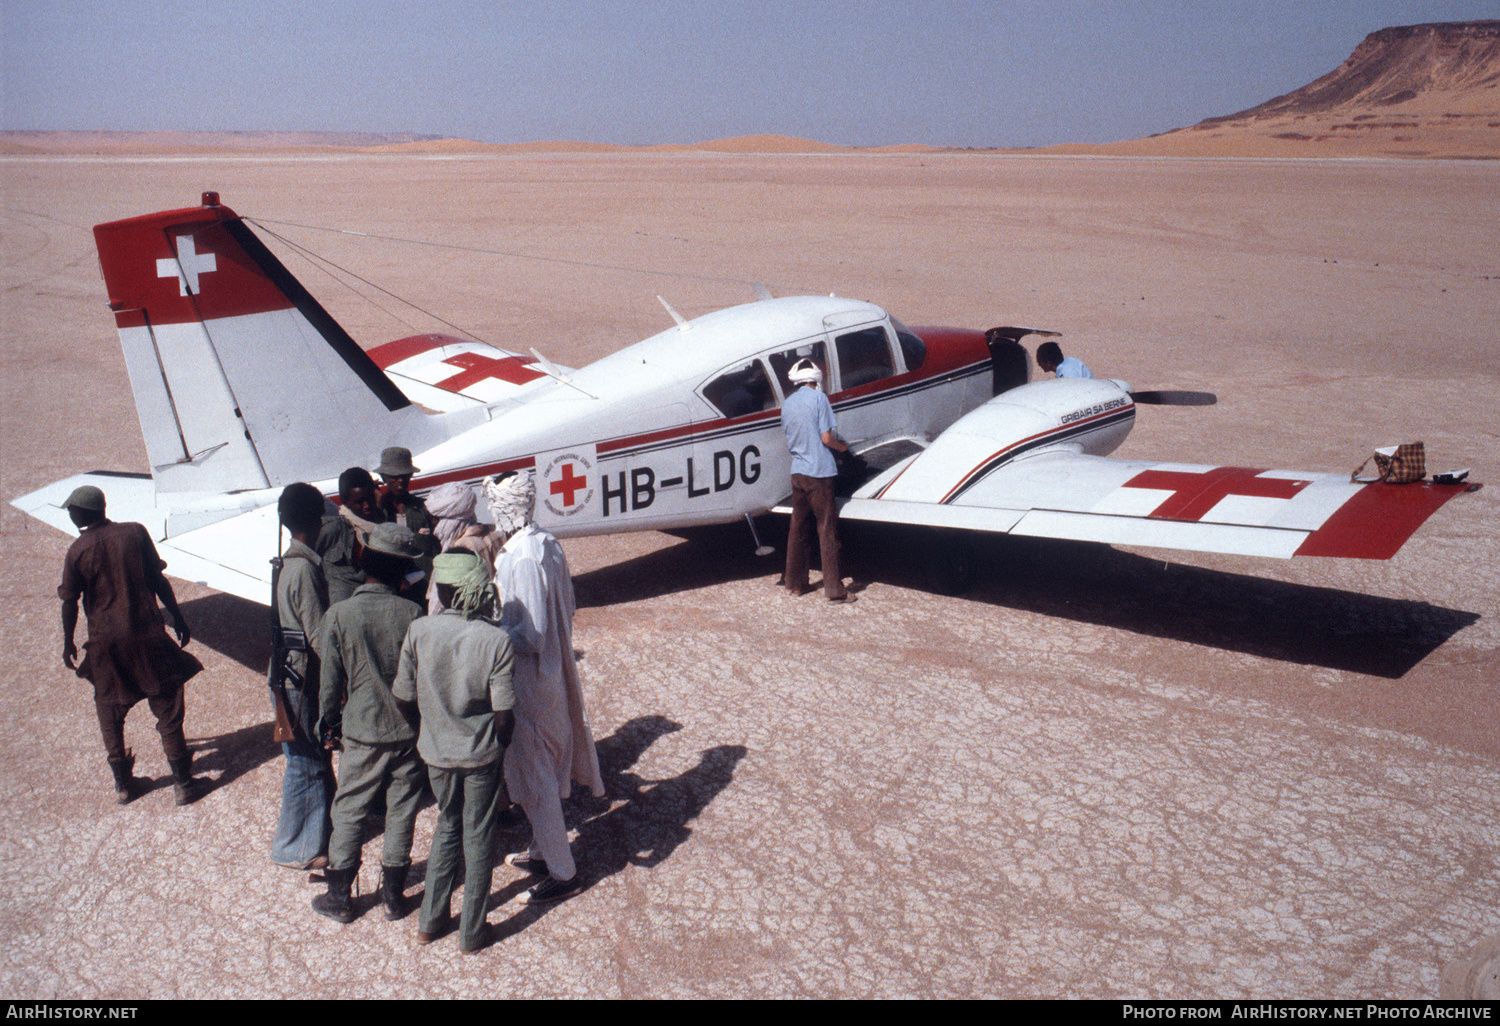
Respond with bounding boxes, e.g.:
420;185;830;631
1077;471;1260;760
779;359;854;603
1036;341;1094;379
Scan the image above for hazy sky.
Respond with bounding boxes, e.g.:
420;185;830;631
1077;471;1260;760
3;1;1496;147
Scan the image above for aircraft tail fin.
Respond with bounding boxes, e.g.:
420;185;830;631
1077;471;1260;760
93;192;436;494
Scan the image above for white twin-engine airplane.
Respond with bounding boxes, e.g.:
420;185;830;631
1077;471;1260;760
12;193;1479;604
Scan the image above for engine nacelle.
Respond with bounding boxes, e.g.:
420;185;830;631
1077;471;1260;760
966;377;1137;458
857;378;1137;503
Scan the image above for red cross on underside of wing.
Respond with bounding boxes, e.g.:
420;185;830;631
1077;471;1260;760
1123;466;1310;521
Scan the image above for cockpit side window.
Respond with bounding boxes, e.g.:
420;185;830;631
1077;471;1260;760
768;341;828;397
891;317;927;372
834;326;895;390
702;359;776;419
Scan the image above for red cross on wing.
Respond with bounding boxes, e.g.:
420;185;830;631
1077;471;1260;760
1122;466;1311;521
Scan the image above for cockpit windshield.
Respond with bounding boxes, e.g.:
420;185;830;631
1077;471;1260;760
891;317;927;372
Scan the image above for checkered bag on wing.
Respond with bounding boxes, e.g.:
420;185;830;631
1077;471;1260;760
1352;442;1425;484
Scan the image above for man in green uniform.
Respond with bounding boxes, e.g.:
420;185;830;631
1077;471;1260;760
312;522;424;924
376;447;438;605
394;551;516;953
375;447;433;535
316;467;387;605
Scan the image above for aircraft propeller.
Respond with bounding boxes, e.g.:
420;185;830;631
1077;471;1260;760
1129;390;1218;406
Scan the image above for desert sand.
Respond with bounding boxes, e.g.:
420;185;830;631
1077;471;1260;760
1;150;1497;999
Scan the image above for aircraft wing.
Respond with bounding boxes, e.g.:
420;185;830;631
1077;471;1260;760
841;450;1476;560
14;473;279;605
367;334;572;412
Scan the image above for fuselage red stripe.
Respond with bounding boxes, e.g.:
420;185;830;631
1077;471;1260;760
403;352;992;495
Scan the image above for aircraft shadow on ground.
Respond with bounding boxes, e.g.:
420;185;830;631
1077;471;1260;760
573;519;784;607
180;591;274;674
182;594;747;942
572;519;1478;680
848;525;1479;680
175;593;320;799
183;720;280;796
484;714;747;942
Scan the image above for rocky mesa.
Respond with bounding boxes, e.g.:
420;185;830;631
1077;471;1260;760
1094;20;1500;158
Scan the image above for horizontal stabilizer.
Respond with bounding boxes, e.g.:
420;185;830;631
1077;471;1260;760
161;503;280;604
11;473;161;538
367;333;561;411
11;472;278;604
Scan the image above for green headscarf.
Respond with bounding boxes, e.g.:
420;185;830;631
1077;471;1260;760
432;551;496;618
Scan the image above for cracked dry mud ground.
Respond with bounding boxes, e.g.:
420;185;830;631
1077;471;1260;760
2;153;1496;998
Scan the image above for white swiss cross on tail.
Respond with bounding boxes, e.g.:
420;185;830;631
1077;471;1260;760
156;233;217;296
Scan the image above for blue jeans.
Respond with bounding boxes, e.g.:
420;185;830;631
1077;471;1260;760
420;759;503;950
270;686;335;867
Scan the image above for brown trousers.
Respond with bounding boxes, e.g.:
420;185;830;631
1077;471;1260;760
784;474;846;599
95;688;188;763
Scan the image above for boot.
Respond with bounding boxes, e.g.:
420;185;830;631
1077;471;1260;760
168;755;200;806
381;864;408;921
311;866;357;924
107;751;142;805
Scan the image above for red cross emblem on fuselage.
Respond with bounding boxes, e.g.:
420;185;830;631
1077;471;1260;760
1123;466;1309;521
550;461;589;507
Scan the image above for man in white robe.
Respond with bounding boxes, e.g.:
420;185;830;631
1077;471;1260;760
486;472;604;904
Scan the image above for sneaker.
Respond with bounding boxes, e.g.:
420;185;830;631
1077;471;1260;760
517;875;583;905
504;852;548;875
828;592;857;604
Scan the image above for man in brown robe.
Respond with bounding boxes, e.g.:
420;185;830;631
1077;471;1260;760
57;485;204;805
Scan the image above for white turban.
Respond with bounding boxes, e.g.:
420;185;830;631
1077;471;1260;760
426;481;479;551
484;471;535;537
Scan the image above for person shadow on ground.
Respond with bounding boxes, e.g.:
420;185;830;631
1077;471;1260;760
167;721;280;801
483;714;749;941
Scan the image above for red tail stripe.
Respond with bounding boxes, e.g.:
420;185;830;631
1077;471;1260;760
94;206;294;325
